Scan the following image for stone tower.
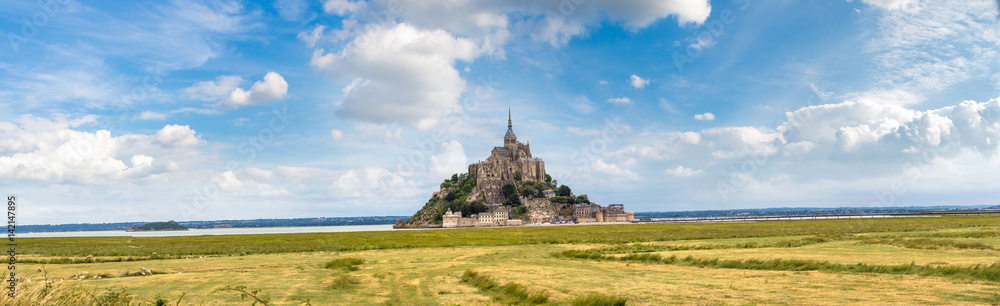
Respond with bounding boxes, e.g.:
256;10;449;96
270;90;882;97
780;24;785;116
504;108;516;149
467;109;546;204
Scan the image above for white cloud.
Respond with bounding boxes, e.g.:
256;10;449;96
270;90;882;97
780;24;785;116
219;72;289;109
311;23;479;129
154;125;202;148
864;1;999;94
607;97;632;105
184;75;244;101
784;141;816;156
330;167;419;199
666;165;703;177
330;129;345;140
428;140;468;179
304;0;713;127
323;0;365;15
689;35;716;51
0;116;205;185
598;80;608;85
275;0;309;21
297;25;326;48
138;108;222;121
591;158;641;181
211;171;290;197
139;111;168;120
567;126;602;137
856;0;917;10
694;112;715;121
630;74;650;89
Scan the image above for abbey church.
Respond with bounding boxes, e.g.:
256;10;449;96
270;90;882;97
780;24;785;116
467;110;546;204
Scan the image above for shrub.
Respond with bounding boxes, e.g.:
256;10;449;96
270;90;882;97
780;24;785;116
329;275;359;289
93;287;135;306
324;258;365;271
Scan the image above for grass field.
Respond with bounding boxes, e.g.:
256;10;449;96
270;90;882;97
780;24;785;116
7;216;1000;305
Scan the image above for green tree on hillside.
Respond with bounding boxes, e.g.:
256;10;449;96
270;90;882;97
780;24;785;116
557;185;572;197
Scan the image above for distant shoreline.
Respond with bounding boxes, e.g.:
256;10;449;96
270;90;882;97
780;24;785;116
20;224;398;238
22;204;998;234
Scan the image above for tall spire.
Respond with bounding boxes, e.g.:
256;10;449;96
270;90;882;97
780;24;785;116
504;106;516;139
507;107;512;128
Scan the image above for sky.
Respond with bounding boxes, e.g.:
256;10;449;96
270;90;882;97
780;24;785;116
2;0;1000;225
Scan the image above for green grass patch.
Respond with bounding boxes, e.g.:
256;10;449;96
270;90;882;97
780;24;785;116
20;216;1000;258
554;250;1000;283
591;236;832;254
460;269;549;304
323;257;365;271
570;293;628;306
329;274;360;289
860;237;996;250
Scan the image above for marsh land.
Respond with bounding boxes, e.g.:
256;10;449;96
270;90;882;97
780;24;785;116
9;216;1000;305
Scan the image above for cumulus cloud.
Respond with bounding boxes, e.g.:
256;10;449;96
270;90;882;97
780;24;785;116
305;0;712;128
608;95;1000;200
630;74;650;89
607;97;632;105
591;158;641;181
211;171;290;197
330;129;345;140
311;23;478;129
666;165;703;177
154;125;202;148
694;112;715;121
428;140;468;179
218;72;289;109
184;75;244;101
330;167;419;199
0;116;205;185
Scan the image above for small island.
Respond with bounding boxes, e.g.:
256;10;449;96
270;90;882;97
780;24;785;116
126;220;189;232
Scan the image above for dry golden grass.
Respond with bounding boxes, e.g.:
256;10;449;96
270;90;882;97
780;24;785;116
654;240;1000;266
8;218;1000;305
9;241;999;305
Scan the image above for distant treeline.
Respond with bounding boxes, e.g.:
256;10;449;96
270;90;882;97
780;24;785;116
634;205;1000;219
21;216;410;233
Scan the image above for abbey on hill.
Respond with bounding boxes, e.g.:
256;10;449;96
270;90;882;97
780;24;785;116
395;110;633;229
468;109;546;204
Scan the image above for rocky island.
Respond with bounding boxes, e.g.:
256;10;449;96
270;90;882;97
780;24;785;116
126;220;189;232
396;110;632;229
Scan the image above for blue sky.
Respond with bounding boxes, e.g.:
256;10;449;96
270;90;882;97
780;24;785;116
2;0;1000;224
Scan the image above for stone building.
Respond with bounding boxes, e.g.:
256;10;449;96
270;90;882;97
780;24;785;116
574;203;635;223
443;208;461;228
477;206;511;226
603;204;634;222
468;110;546;204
